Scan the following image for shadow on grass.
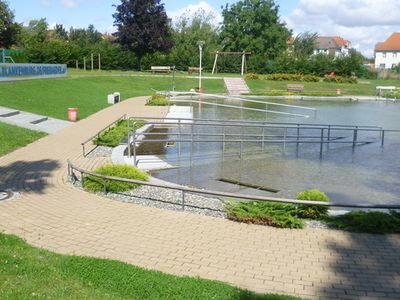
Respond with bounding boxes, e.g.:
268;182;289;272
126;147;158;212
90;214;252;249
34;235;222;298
0;160;60;194
319;233;400;298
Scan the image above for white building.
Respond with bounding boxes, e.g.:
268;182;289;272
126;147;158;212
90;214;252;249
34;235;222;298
374;33;400;69
313;36;351;57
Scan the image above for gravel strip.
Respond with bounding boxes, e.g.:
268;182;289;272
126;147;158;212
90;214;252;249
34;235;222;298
305;220;336;230
86;146;113;157
73;181;226;218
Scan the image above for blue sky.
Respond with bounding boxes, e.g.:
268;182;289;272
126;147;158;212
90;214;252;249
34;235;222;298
8;0;400;57
9;0;298;32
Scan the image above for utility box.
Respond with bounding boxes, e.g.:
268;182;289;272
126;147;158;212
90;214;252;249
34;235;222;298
107;94;115;104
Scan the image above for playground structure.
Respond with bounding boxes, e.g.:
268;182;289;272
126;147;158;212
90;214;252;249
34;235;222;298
211;51;251;76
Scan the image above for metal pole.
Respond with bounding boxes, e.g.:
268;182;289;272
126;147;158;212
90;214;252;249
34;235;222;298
320;128;324;155
127;132;131;158
296;124;300;152
182;191;185;210
241;52;245;76
381;130;385;147
352;127;358;148
133;128;137;166
172;66;176;92
178;119;181;156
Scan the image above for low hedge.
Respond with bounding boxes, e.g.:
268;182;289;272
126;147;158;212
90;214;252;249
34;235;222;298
323;75;358;84
146;94;169;106
264;73;321;82
93;119;143;147
225;201;304;229
83;164;149;193
244;73;260;80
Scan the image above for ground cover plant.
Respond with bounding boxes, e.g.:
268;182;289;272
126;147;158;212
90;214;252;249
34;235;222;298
323;211;400;234
0;122;46;156
83;164;148;193
0;233;300;300
146;93;169;106
225;200;304;229
93;119;143;147
0;74;225;120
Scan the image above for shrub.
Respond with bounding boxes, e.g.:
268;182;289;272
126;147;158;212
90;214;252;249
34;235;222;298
323;76;358;84
146;94;169;106
296;189;330;219
244;73;260;80
301;75;320;82
93;119;143;147
84;164;149;193
324;211;400;234
383;91;400;99
225;201;304;229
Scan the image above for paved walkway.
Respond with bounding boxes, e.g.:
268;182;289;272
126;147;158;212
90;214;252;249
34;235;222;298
0;106;72;134
224;77;250;95
0;97;400;299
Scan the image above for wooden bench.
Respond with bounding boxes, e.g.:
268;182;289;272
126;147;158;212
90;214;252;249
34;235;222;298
287;84;304;92
188;67;203;75
376;86;396;97
151;66;171;74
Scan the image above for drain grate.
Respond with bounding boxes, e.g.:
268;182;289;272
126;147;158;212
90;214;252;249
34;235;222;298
0;190;13;201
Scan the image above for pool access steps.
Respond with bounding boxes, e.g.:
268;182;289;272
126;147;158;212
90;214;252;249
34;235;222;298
223;77;250;95
0;106;72;134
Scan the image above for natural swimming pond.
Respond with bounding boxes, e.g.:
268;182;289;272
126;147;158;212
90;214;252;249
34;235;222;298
145;99;400;206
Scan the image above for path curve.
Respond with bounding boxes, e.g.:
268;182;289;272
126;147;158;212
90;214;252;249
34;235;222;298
0;97;399;299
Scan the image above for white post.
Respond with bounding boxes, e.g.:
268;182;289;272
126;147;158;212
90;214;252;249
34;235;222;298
198;41;205;92
212;51;219;75
241;52;245;76
91;53;94;71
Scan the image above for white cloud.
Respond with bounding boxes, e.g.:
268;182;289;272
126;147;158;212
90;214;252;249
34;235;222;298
61;0;78;9
284;0;400;57
168;1;223;27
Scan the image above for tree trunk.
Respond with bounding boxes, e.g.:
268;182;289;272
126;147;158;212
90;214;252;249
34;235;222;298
136;55;142;71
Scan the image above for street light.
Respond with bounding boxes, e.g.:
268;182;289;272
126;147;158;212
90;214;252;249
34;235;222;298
197;41;205;93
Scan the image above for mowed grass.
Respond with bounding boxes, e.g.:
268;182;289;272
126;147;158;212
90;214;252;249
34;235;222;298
246;79;400;96
0;233;299;300
0;122;46;156
0;75;225;120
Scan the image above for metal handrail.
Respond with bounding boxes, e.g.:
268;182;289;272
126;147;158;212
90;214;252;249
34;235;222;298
67;160;400;210
127;116;384;130
81;114;126;157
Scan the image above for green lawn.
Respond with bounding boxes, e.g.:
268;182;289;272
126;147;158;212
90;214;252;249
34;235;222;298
246;78;400;96
0;122;46;156
0;233;298;300
0;75;225;120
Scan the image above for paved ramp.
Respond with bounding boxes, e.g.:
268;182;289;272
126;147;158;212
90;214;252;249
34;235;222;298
224;77;250;95
0;106;72;134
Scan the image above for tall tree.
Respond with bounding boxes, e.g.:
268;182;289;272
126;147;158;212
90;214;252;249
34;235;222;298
220;0;291;59
113;0;173;70
0;0;21;48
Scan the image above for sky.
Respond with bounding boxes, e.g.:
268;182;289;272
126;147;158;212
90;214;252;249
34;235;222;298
8;0;400;57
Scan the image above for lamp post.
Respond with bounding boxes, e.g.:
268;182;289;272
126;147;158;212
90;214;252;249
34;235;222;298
197;41;205;93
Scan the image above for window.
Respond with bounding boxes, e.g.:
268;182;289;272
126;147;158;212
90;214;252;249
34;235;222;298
379;63;386;68
392;64;397;68
383;52;387;58
394;52;398;58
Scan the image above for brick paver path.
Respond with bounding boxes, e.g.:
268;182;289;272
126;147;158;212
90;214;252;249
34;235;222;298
1;97;399;299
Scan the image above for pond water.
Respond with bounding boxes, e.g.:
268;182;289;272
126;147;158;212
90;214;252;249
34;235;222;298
147;99;400;206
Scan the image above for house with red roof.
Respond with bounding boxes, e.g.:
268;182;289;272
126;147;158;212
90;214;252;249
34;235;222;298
313;36;351;57
374;33;400;69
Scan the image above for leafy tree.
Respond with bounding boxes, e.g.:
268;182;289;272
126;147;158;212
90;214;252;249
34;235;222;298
113;0;173;70
292;32;318;58
0;0;21;48
169;9;219;70
53;24;68;40
220;0;291;59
